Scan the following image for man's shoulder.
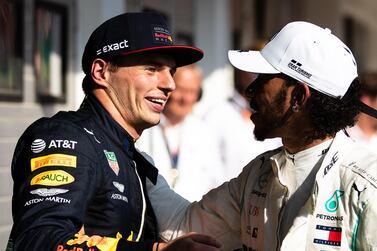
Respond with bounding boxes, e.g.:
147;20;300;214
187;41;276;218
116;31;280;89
27;110;89;134
243;147;283;170
19;109;97;149
342;145;377;189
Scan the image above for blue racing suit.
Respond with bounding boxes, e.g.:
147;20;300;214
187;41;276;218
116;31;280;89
7;95;159;251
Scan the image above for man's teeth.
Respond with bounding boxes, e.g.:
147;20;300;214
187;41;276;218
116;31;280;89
149;98;165;105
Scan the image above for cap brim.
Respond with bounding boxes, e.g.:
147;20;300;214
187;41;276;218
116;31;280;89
228;50;280;74
120;45;204;67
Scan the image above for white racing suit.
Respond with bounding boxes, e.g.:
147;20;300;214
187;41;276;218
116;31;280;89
147;131;377;250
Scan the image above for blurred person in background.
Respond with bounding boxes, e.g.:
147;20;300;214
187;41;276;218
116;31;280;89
136;64;224;202
202;40;281;179
347;72;377;153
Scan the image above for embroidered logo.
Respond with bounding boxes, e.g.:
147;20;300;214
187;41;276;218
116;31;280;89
153;26;173;44
323;151;339;176
30;154;77;172
325;189;344;212
84;128;101;144
30;188;69;197
113;181;124;193
104;150;119;176
287;59;312;79
313;225;342;247
96;39;129;55
31;139;46;153
30;170;75;186
252;228;258;238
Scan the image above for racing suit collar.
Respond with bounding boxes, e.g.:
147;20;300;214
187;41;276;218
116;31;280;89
81;94;158;184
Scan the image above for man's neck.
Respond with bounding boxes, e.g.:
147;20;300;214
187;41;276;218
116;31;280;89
282;135;333;154
92;89;140;140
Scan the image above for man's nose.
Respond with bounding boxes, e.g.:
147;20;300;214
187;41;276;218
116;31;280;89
160;70;176;92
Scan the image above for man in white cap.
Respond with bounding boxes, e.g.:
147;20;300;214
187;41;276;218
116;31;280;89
147;21;377;250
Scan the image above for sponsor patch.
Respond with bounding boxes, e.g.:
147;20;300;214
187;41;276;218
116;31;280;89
325;190;344;212
347;161;377;188
313;225;342;247
111;193;128;203
316;213;343;222
323;152;339;176
64;232;123;250
153;26;173;44
24;198;44;206
24;196;71;206
287;59;312;79
30;154;77;171
48;140;77;150
252;228;258;238
31;139;46;153
30;170;74;186
96;39;129;55
113;181;124;193
30;188;69;197
104;150;119;175
31;139;77;154
84;127;101;144
248;205;260;216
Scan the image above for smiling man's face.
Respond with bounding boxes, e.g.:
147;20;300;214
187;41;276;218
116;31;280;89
106;53;177;133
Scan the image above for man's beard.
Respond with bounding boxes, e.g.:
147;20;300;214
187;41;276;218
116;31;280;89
253;86;292;141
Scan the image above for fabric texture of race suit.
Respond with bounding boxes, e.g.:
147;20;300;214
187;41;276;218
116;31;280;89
147;131;377;251
7;94;159;251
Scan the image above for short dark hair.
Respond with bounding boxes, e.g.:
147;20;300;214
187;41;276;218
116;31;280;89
81;59;120;95
307;78;361;139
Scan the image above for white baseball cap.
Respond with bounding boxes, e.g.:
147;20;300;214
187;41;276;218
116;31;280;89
228;21;358;99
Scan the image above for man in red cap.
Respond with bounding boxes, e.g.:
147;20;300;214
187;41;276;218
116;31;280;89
7;12;220;251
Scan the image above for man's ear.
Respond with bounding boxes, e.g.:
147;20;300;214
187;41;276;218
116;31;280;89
91;58;110;87
290;83;311;110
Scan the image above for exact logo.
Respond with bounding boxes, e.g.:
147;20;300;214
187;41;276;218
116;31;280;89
96;39;129;55
30;153;77;171
325;189;344;212
30;170;75;186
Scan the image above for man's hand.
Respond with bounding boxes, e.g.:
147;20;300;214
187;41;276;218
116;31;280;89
155;232;221;251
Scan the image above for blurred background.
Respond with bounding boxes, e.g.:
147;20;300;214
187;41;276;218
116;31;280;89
1;0;377;248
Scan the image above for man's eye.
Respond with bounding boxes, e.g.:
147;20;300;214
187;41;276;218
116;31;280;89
170;68;177;76
146;66;157;72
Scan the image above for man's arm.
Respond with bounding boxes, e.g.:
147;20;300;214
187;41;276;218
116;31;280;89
147;163;256;250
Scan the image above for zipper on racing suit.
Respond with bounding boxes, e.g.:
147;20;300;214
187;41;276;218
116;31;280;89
133;161;147;241
275;184;289;251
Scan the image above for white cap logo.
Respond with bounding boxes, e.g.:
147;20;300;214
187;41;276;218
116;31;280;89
31;139;46;153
